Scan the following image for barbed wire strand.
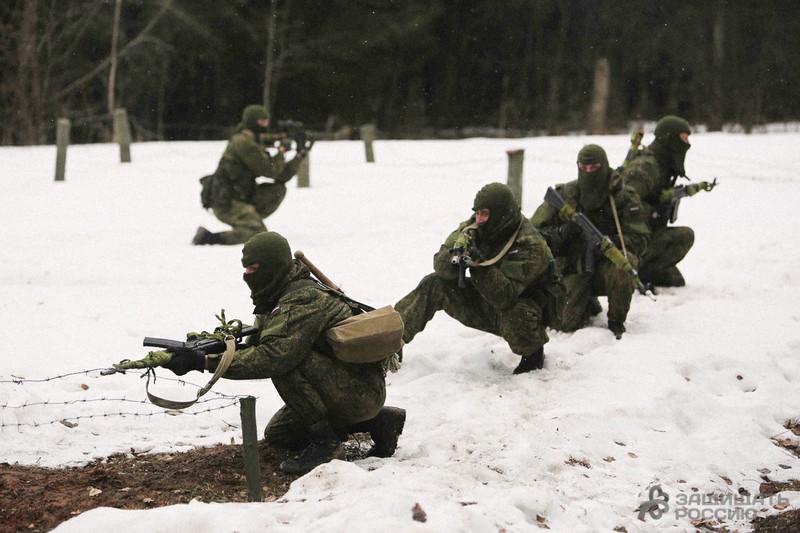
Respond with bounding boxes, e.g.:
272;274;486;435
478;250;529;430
0;397;242;431
1;368;241;399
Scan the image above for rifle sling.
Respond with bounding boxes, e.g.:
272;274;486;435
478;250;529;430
608;195;628;258
474;220;524;267
146;336;236;410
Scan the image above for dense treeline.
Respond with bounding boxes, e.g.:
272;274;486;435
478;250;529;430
2;0;798;145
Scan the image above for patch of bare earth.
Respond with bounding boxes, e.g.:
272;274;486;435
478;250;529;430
751;419;800;532
0;437;372;533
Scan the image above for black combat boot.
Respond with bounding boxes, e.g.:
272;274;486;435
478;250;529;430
279;420;345;474
191;226;226;245
589;296;603;316
608;320;625;340
362;407;406;458
513;346;545;374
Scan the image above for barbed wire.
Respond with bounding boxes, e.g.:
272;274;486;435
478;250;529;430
0;367;254;431
1;368;241;399
0;397;242;431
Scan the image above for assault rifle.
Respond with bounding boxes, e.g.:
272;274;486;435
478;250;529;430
101;315;257;375
544;187;655;300
262;119;313;152
658;178;718;223
450;225;480;289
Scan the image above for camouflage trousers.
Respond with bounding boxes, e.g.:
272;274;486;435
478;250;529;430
395;273;548;356
263;351;385;449
557;254;638;331
212;184;287;245
639;226;694;286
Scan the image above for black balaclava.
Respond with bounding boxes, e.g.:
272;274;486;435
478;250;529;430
472;182;522;246
651;115;691;177
241;231;293;309
239;104;270;135
577;144;611;211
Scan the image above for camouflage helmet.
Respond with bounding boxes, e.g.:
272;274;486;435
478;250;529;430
652;115;691;177
242;231;293;306
241;104;270;133
472;182;521;244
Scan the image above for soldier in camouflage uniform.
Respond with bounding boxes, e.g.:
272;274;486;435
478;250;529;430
622;115;697;287
531;144;650;339
395;183;561;374
192;105;308;245
163;231;406;474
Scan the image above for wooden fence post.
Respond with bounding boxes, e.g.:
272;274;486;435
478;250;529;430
506;149;524;205
113;108;132;163
55;118;71;182
297;154;310;188
361;123;376;163
239;396;262;502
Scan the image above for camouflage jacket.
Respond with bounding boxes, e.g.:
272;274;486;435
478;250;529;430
433;217;553;310
622;146;675;228
530;179;650;274
210;261;357;379
210;129;300;208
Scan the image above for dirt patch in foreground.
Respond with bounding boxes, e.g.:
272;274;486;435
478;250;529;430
0;441;301;533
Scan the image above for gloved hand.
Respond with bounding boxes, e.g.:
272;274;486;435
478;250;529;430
658;188;676;203
452;232;472;253
163;346;206;376
559;201;576;220
559;221;582;241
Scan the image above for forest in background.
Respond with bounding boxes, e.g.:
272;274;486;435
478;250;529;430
2;0;799;145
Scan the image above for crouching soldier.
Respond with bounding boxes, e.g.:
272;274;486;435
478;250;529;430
531;144;650;338
163;231;405;474
395;182;563;374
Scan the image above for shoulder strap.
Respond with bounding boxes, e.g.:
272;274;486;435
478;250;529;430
476;220;524;267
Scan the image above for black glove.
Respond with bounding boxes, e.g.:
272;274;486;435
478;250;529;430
163;346;205;376
559;221;582;241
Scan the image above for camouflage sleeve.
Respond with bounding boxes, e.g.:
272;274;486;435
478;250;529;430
469;224;552;310
616;186;651;257
213;288;348;380
530;200;568;254
230;131;285;177
623;158;661;205
272;154;301;184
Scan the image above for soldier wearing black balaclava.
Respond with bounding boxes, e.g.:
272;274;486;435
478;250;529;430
396;183;561;374
531;144;650;339
163;231;406;474
623;115;698;287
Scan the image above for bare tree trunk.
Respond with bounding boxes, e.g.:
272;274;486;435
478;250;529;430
108;0;122;117
15;0;42;144
263;0;277;111
589;57;610;134
546;2;571;134
707;0;725;131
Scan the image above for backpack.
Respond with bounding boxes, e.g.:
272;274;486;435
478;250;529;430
325;305;404;363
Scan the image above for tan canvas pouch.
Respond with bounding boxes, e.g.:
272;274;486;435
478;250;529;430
325;305;404;363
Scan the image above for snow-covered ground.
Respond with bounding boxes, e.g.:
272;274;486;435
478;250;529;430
1;131;799;532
